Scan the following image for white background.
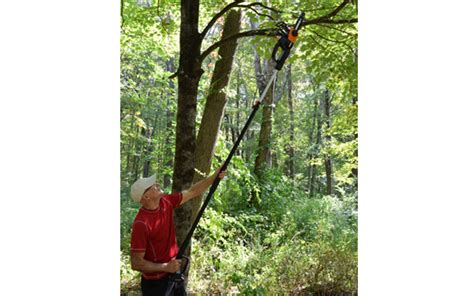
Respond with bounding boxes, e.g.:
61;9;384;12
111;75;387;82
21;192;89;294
1;0;473;295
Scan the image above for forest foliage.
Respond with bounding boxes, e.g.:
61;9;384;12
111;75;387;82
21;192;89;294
121;0;357;294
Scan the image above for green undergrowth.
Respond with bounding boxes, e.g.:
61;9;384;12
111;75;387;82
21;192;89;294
188;195;358;294
120;169;358;295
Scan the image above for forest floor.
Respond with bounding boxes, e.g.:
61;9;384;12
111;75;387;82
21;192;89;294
121;285;356;296
121;285;199;296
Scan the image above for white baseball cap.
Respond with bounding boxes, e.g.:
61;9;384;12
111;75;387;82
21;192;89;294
130;174;156;202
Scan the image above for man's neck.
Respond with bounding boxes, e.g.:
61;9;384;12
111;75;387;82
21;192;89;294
142;193;164;211
143;203;159;211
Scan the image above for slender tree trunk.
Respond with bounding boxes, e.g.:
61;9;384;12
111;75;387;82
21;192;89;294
245;90;257;164
163;97;174;188
142;127;152;177
286;65;295;180
190;9;241;222
272;153;278;169
322;89;334;195
143;88;163;177
133;126;144;181
254;57;276;178
351;96;358;181
223;114;231;143
163;59;175;189
239;67;253;162
235;69;241;156
308;91;320;197
229;111;237;145
143;106;160;177
124;109;136;178
350;95;358;202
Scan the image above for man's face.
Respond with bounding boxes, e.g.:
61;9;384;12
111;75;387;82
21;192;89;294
143;183;163;200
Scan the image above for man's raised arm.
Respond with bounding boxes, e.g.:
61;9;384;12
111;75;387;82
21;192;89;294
181;168;226;205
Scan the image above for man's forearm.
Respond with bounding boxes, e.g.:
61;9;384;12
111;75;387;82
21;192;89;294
132;258;170;274
190;171;218;196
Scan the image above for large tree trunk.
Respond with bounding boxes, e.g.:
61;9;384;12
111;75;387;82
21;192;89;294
172;0;203;258
190;9;241;222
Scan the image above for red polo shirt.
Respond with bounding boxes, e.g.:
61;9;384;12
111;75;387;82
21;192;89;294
130;192;183;280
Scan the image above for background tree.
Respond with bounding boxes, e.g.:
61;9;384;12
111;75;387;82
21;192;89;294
191;8;242;235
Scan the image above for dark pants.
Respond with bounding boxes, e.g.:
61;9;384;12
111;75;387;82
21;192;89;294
140;276;186;296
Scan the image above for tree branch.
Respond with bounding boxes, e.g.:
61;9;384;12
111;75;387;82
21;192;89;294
201;1;281;40
309;29;355;54
310;35;348;73
305;18;358;25
200;28;273;62
236;2;281;14
169;71;178;79
315;0;351;21
318;23;357;36
302;0;356;27
236;5;274;20
198;0;356;62
167;0;357;79
200;0;244;39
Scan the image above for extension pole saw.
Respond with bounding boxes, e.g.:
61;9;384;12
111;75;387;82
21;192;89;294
165;12;305;294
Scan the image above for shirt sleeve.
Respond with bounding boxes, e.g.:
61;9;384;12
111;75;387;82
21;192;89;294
164;192;183;209
130;221;148;252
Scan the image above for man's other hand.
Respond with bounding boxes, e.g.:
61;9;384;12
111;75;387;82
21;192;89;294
218;169;227;179
164;259;182;273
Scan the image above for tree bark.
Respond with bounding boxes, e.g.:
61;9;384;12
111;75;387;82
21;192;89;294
351;95;358;180
285;64;295;180
308;90;320;197
229;111;237;145
133;125;144;181
163;59;175;189
190;9;241;223
322;89;334;195
124;109;136;179
235;69;241;156
241;68;254;163
143;102;160;177
172;0;203;258
254;57;276;178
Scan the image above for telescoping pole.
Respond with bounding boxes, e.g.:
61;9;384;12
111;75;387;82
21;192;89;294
170;12;305;286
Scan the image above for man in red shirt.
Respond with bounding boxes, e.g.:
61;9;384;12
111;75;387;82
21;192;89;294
130;168;226;296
